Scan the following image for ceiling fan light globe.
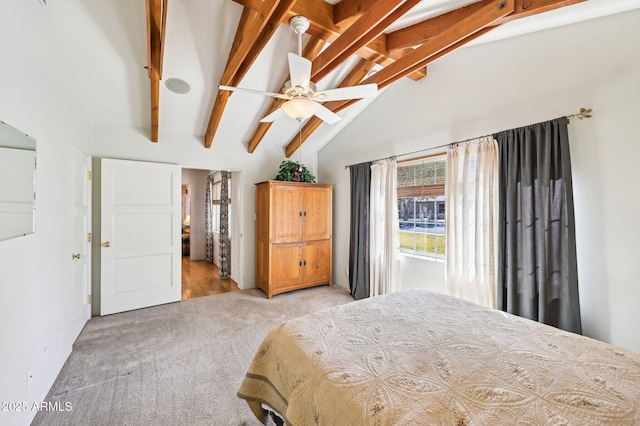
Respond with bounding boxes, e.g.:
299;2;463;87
282;99;318;121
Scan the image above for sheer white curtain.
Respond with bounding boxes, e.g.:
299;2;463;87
446;138;499;308
370;159;400;297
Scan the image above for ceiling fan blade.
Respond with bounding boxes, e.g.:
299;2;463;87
260;107;286;123
313;83;378;102
288;53;311;91
313;104;341;124
219;85;289;100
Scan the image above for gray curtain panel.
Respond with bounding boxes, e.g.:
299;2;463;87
349;162;371;300
495;117;582;334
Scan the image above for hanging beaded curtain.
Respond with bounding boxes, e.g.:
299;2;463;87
219;171;230;279
205;174;214;263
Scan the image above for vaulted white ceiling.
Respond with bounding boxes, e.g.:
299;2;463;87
51;0;640;157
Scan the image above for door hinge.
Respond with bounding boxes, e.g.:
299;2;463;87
87;233;92;242
87;295;92;304
87;171;92;180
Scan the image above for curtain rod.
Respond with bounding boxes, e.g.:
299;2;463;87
344;107;594;170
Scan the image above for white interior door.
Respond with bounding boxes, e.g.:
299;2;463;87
100;159;181;315
70;147;91;338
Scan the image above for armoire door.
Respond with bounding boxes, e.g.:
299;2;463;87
271;185;303;244
302;186;332;241
302;240;331;285
270;244;303;291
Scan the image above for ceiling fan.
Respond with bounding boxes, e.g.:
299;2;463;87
219;16;378;124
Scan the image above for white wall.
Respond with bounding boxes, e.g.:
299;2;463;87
0;2;93;425
319;10;640;353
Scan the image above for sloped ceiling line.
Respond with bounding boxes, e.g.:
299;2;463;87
144;0;586;147
283;0;586;156
283;0;515;157
387;0;586;50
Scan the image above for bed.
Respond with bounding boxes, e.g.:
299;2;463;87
237;289;640;425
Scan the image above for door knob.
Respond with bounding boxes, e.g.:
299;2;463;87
102;242;111;247
72;253;81;260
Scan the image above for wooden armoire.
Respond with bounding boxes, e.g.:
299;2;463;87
255;180;333;298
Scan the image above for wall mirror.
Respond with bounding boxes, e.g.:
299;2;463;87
0;120;37;241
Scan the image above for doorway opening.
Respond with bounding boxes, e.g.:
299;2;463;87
182;258;238;299
181;168;240;300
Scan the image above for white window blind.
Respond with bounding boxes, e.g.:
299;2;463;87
397;154;446;258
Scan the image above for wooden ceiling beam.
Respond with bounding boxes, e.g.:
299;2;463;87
493;0;586;24
365;0;513;89
233;0;299;86
247;37;326;153
334;0;378;27
203;7;253;148
232;0;426;80
229;8;258;79
145;0;167;142
220;0;292;86
284;0;513;157
311;0;421;83
285;58;375;157
387;0;585;51
387;0;499;51
205;0;297;148
334;27;498;113
359;37;426;81
375;27;496;90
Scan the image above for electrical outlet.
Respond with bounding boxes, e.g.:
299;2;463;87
44;346;49;365
27;367;35;388
56;328;61;346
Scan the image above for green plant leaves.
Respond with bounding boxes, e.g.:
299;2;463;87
274;160;316;183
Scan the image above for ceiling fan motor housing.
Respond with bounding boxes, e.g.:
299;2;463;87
282;81;317;98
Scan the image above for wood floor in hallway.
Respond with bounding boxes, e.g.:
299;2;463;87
182;257;239;300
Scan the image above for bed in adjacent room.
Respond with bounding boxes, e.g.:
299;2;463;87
238;289;640;425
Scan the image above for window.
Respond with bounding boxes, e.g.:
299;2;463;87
209;175;231;234
397;154;446;258
211;180;221;232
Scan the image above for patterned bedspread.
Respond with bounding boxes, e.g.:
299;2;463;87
238;290;640;425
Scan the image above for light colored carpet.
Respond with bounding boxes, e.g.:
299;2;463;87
32;286;354;426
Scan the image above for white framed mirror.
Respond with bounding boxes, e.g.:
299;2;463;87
0;120;37;241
